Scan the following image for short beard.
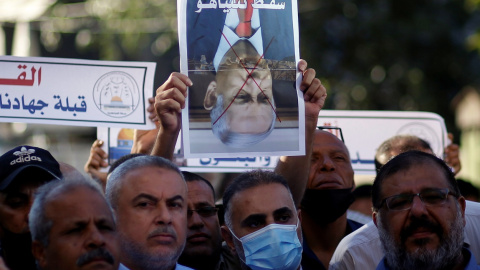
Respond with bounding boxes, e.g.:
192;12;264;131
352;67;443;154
377;206;464;270
119;230;185;270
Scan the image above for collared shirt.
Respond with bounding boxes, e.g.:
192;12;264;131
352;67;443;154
213;8;263;71
346;209;372;224
375;248;480;270
119;263;194;270
301;219;363;270
330;200;480;270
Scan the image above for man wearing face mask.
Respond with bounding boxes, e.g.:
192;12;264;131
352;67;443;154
278;130;362;270
221;170;303;270
301;130;363;270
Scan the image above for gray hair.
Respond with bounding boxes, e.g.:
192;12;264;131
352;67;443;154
211;95;276;148
375;135;432;172
105;155;184;209
29;176;106;247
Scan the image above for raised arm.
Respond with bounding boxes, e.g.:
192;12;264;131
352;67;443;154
445;132;461;175
150;72;192;160
275;60;327;205
84;139;108;184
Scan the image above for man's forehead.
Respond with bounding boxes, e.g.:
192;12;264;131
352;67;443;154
187;180;215;202
230;183;294;216
381;161;449;192
47;188;112;219
313;131;349;153
123;166;185;187
2;178;47;194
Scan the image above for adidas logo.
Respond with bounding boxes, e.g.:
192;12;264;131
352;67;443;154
10;147;42;165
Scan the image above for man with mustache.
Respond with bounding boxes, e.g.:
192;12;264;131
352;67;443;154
28;176;119;270
178;171;240;270
0;145;63;270
372;151;480;270
329;135;479;270
106;155;193;270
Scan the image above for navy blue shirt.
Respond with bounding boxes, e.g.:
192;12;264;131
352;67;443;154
301;219;363;270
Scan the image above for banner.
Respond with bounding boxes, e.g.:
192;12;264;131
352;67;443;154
97;110;448;175
0;55;156;129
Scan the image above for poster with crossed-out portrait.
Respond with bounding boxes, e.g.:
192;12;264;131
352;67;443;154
178;0;305;158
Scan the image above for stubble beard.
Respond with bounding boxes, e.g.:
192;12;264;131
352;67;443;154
377;207;464;270
118;230;185;270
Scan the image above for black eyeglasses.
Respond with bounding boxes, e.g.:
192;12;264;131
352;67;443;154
378;188;454;211
188;206;219;218
317;126;345;143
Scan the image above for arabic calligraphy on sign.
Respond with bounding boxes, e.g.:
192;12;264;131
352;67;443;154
195;0;286;13
0;64;42;86
198;156;272;166
92;71;140;118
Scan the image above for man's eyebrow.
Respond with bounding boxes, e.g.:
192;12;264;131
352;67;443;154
329;149;349;157
192;201;214;208
240;213;267;227
61;220;87;234
273;207;294;216
132;193;158;203
95;217;116;228
166;195;184;203
237;89;251;96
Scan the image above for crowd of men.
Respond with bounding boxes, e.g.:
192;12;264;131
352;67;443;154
1;58;479;270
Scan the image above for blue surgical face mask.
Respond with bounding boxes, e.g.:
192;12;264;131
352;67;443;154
229;221;303;270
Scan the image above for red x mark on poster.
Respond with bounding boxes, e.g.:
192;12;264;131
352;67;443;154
212;31;281;126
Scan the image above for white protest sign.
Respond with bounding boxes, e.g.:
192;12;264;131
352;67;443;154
97;110;447;174
96;127;279;172
0;55;156;129
317;110;448;175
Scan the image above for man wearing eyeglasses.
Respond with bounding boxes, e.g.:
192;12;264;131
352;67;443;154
372;151;479;270
329;135;479;270
178;171;240;270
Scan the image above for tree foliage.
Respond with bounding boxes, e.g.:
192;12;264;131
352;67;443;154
37;0;480;134
299;0;480;135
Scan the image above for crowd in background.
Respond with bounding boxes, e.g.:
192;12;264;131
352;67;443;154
1;58;479;270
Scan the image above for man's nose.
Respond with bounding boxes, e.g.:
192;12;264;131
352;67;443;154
154;204;173;225
409;196;429;217
87;226;106;248
188;209;205;229
318;156;335;172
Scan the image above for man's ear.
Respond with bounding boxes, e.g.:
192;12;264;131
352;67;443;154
204;81;218;110
373;211;378;227
221;225;236;254
32;240;47;269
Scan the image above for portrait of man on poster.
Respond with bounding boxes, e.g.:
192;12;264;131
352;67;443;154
183;0;301;154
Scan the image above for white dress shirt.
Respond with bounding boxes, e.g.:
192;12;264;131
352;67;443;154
213;8;263;71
